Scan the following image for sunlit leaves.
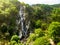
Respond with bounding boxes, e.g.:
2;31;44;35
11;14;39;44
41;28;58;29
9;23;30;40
51;8;60;22
33;36;50;45
0;0;20;40
48;22;60;42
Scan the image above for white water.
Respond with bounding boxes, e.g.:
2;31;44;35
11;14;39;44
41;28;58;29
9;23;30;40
19;6;27;38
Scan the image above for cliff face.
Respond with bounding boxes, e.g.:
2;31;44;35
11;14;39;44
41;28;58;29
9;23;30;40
16;5;30;38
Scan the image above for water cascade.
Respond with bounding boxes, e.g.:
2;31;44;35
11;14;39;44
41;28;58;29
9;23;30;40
19;5;27;38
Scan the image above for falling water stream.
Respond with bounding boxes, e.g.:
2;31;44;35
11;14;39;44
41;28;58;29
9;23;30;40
19;6;27;38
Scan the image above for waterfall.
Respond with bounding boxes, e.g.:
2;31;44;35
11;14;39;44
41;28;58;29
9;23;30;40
19;5;27;38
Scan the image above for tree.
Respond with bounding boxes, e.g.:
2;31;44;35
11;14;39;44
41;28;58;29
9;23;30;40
35;20;41;28
10;35;23;45
33;36;50;45
0;0;20;40
51;8;60;22
48;22;60;42
26;28;44;45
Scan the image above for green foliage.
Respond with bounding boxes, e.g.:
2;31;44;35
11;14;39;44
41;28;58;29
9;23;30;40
0;23;7;33
26;28;44;45
10;41;22;45
10;35;23;45
0;0;20;40
29;28;44;41
26;33;36;45
35;20;41;28
41;23;47;30
48;22;60;42
51;8;60;22
57;42;60;45
34;28;44;37
0;0;60;44
33;36;50;45
10;41;17;45
29;33;36;41
48;22;60;37
11;35;20;42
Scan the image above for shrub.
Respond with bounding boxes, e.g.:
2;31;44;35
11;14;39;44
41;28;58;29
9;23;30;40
41;23;47;30
33;36;50;45
57;42;60;45
11;35;20;42
34;28;44;37
35;20;41;28
10;40;22;45
0;23;7;33
29;33;36;41
28;28;44;42
10;41;17;45
48;22;60;42
26;28;44;45
10;35;23;45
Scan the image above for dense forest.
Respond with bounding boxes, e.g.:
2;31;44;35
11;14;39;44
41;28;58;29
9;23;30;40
0;0;60;45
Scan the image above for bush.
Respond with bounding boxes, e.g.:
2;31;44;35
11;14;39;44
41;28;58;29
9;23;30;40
26;28;44;45
29;33;36;41
28;28;44;42
33;36;50;45
48;22;60;42
11;35;20;42
57;42;60;45
10;35;23;45
34;28;44;37
35;20;41;28
41;23;47;30
10;40;22;45
0;23;7;33
10;41;17;45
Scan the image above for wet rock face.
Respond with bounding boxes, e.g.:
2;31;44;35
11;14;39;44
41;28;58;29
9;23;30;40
16;5;30;38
